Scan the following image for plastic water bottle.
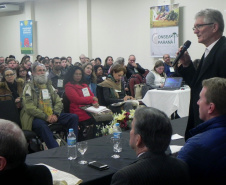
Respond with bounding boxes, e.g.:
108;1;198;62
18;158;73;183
113;123;122;152
67;128;77;160
113;123;122;139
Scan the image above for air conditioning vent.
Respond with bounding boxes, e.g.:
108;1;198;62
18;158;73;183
0;5;7;9
0;4;20;12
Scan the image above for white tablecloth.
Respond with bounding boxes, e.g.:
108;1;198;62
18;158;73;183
142;88;191;118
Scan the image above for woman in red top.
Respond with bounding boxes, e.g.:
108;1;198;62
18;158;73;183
64;66;99;141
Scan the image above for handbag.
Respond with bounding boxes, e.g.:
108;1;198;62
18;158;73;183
134;83;145;99
80;105;113;122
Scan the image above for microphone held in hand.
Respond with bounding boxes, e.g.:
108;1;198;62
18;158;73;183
172;40;191;67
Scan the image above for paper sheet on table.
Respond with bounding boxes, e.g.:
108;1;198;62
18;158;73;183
170;145;183;153
171;133;184;140
36;163;82;185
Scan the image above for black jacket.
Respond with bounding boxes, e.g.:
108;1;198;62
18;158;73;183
126;63;145;79
111;151;190;185
178;36;226;140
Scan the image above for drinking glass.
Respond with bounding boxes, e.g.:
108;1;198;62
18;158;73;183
111;137;122;159
77;141;88;164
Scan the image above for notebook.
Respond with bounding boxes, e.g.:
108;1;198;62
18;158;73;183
157;77;183;91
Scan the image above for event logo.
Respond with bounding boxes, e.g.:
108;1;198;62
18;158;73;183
152;32;178;44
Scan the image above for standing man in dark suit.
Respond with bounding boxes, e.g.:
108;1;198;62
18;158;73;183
177;9;226;140
111;107;190;185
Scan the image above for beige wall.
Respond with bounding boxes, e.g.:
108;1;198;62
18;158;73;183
0;0;225;69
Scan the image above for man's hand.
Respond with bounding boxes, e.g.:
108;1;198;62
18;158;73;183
46;115;58;124
131;62;137;68
177;47;192;67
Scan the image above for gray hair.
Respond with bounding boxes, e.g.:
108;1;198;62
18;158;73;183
195;9;224;33
114;57;125;66
31;62;46;72
0;119;27;169
134;107;172;153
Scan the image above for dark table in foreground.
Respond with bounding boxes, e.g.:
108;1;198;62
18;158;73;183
26;117;188;185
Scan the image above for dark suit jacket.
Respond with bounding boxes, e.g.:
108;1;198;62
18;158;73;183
111;151;190;185
178;36;226;140
126;63;145;79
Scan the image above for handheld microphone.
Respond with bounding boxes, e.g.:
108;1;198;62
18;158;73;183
172;40;191;67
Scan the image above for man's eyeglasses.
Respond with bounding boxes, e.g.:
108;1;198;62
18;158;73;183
5;73;15;77
192;23;214;31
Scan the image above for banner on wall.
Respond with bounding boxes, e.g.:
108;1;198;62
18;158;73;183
150;4;179;57
20;20;33;54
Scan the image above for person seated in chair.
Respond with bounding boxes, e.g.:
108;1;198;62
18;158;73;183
177;77;226;185
98;64;137;114
64;66;98;141
126;55;145;80
111;107;190;185
146;60;166;89
0;68;24;111
20;62;79;149
48;57;66;98
0;119;53;185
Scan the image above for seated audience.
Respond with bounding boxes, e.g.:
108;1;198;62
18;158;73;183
74;62;82;67
98;64;136;113
177;77;226;185
36;54;42;62
42;59;51;76
79;54;86;65
82;62;97;96
22;60;32;74
64;66;98;141
103;56;113;76
20;55;30;65
110;57;129;93
163;54;175;77
16;65;31;83
0;56;5;65
67;56;73;67
0;60;5;81
20;62;79;149
61;56;70;73
6;58;17;72
48;57;65;97
90;58;95;66
146;60;166;89
126;54;145;79
94;65;105;84
0;68;24;110
111;107;190;185
94;57;102;66
0;119;53;185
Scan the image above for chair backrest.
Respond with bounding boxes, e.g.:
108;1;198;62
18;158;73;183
96;85;107;106
0;94;21;127
62;92;70;113
128;74;144;97
0;94;43;153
